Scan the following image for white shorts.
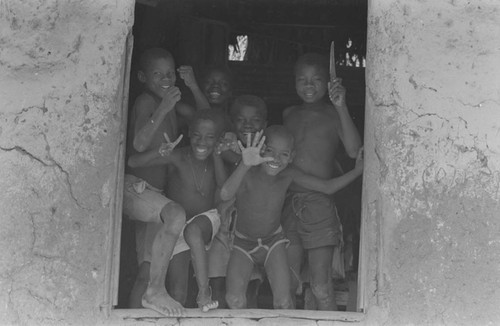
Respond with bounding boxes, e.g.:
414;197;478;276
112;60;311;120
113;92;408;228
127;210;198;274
136;208;221;265
172;208;221;257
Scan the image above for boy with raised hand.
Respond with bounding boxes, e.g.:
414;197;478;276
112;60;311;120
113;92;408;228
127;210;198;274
125;47;210;316
221;127;363;310
282;52;362;310
128;109;227;313
208;94;268;308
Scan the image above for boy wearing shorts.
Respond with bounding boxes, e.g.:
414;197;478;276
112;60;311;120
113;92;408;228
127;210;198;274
128;109;227;312
124;47;203;316
282;53;362;310
209;95;268;308
221;127;363;309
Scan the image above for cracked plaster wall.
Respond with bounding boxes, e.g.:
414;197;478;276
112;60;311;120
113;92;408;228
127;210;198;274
0;0;134;324
363;0;500;325
1;0;500;325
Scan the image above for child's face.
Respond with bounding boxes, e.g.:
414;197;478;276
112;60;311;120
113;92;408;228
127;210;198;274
189;119;218;161
233;105;267;145
202;70;232;105
295;64;328;104
260;133;294;176
139;56;176;98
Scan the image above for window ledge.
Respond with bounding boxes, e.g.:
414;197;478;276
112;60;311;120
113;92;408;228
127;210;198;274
113;308;365;322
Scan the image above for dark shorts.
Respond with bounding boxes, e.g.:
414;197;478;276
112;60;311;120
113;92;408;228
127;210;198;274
281;191;341;249
233;227;289;267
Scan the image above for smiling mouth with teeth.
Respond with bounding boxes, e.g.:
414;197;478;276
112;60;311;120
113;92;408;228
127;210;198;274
267;161;280;169
161;85;170;89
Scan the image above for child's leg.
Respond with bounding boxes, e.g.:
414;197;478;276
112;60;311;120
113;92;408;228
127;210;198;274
308;245;336;311
142;201;187;316
286;243;304;302
265;243;294;309
129;261;150;308
166;250;191;306
225;250;254;309
129;221;156;308
246;279;261;308
184;214;218;311
209;277;227;308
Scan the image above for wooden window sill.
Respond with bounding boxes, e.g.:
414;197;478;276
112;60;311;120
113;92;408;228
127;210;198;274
112;308;365;322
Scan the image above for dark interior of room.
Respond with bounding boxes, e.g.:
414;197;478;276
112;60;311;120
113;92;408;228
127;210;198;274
119;0;367;311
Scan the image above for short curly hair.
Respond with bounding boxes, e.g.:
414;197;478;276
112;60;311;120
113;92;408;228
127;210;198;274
294;52;329;77
138;48;174;72
229;95;268;122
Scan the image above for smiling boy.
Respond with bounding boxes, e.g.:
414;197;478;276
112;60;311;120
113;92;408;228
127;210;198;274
128;109;228;313
208;94;268;307
220;127;363;309
282;52;362;310
125;47;204;316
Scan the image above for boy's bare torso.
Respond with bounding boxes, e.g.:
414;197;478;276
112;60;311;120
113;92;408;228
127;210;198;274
165;147;216;218
127;93;178;189
235;168;292;239
284;102;341;191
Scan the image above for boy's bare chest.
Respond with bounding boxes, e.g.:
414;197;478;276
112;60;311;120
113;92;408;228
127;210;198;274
286;109;338;139
244;174;290;201
173;159;214;187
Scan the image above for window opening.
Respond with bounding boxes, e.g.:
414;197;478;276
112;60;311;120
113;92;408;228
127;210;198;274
112;0;368;318
228;35;248;61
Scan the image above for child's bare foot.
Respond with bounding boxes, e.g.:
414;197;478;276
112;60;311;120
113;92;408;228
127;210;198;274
197;287;219;312
142;287;185;317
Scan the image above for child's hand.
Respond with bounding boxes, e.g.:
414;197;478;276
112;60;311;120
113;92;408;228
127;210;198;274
216;132;240;155
328;77;347;108
354;146;364;172
177;66;197;89
238;130;273;166
158;133;183;157
216;136;235;155
159;86;181;113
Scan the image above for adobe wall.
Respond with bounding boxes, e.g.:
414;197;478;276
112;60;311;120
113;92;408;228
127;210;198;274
362;0;500;325
0;0;499;325
0;1;134;324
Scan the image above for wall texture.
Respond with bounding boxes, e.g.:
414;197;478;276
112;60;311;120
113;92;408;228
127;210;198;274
0;0;499;325
362;0;500;325
0;1;134;324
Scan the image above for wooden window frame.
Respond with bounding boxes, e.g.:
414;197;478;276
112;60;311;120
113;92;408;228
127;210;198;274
102;14;370;325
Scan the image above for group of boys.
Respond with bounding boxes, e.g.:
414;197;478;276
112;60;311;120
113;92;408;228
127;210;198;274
123;47;363;316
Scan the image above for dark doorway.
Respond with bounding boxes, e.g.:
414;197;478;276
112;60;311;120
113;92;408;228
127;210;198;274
118;0;367;311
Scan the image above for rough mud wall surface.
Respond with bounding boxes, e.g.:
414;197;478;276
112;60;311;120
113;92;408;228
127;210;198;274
0;0;134;324
365;0;500;325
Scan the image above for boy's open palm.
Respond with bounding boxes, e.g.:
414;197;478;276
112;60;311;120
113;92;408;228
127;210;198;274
238;130;273;166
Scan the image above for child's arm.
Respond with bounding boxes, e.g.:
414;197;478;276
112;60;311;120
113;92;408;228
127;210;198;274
178;65;211;110
328;78;362;158
220;131;272;201
220;150;241;166
128;134;183;168
216;132;242;166
212;149;228;205
133;87;181;152
289;147;364;195
219;157;251;201
213;150;228;188
175;101;196;123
